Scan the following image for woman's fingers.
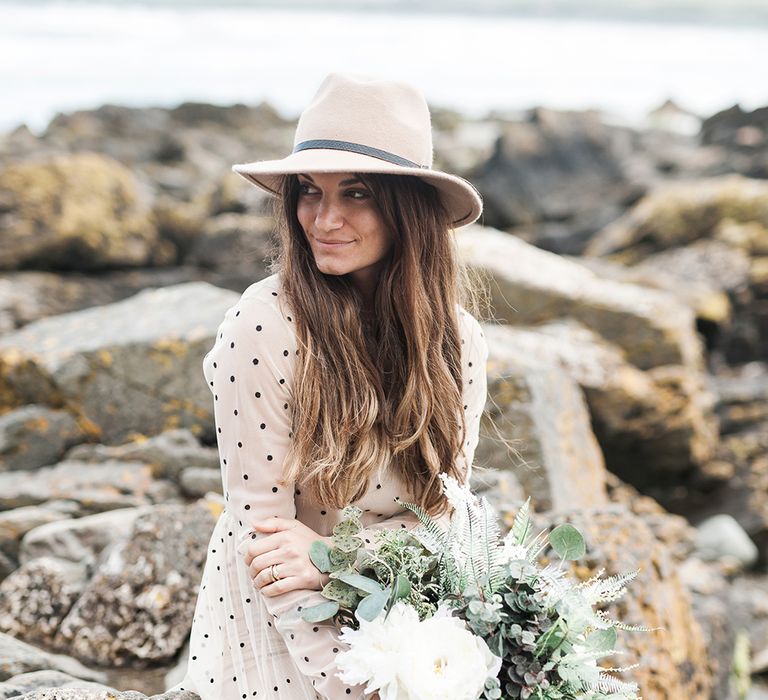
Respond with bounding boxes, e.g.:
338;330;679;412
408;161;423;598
253;562;293;590
248;547;286;579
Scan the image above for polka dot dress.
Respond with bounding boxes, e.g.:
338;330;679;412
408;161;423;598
168;272;489;700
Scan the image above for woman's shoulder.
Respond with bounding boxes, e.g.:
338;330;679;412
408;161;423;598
456;303;482;337
223;272;297;346
456;303;488;359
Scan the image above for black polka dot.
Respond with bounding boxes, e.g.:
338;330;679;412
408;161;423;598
272;486;278;492
256;325;263;331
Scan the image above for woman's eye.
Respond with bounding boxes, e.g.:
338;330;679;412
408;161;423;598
297;184;368;199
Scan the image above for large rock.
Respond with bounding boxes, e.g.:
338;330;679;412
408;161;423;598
581;174;768;362
568;240;743;329
483;320;718;486
0;153;173;271
183;212;272;287
0;267;221;335
0;631;106;683
0;405;85;472
13;687;197;699
0;557;88;646
477;329;608;512
0;272;125;334
583;174;768;264
0;281;239;443
0;502;77;564
700;104;768;178
0;670;101;700
64;429;218;483
19;507;150;568
458;225;708;371
470;107;646;253
53;502;217;667
0;460;177;513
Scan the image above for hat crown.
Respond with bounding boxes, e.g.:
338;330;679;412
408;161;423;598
293;73;434;169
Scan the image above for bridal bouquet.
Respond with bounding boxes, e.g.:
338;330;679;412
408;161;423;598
302;474;653;700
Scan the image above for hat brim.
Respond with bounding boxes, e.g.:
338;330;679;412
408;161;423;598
231;149;483;228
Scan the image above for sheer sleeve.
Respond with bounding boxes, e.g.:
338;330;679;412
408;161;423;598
357;308;489;543
206;289;370;700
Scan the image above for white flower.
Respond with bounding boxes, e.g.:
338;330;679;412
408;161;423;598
438;472;471;511
335;601;501;700
335;604;413;699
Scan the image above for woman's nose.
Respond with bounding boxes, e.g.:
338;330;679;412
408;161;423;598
315;198;344;231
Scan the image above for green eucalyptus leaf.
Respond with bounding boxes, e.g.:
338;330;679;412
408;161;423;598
335;571;385;594
340;504;364;521
333;520;362;537
322;579;360;609
549;523;586;560
300;600;339;623
332;535;364;553
584;627;617;652
393;573;411;599
308;540;332;573
329;547;357;568
357;589;390;622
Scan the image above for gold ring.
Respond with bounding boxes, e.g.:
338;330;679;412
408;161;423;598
270;563;281;582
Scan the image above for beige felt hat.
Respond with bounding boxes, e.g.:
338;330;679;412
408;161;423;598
232;72;483;228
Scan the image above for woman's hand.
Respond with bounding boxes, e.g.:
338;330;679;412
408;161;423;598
244;517;333;596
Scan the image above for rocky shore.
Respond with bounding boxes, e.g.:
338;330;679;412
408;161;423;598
0;96;767;699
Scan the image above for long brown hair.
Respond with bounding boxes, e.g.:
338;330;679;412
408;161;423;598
265;172;486;518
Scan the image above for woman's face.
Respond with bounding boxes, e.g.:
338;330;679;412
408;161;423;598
295;171;393;300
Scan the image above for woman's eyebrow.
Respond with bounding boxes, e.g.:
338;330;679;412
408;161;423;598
298;173;363;186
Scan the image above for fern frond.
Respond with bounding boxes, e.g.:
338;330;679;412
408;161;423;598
509;496;532;545
578;569;639;606
397;498;450;554
592;670;640;695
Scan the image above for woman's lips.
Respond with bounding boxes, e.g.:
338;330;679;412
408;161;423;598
314;237;354;248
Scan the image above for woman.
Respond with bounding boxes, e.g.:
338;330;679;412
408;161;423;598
170;73;489;700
